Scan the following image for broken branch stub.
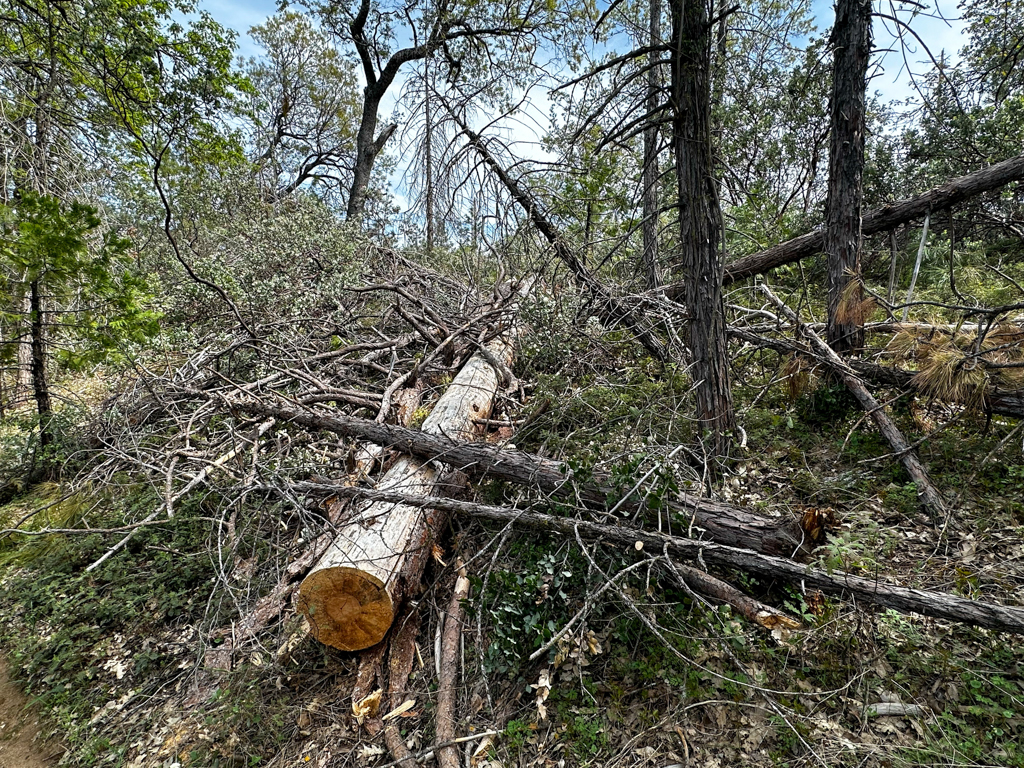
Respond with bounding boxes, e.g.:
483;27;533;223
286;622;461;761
297;339;514;651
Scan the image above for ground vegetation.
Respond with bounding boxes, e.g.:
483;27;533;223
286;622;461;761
1;0;1023;766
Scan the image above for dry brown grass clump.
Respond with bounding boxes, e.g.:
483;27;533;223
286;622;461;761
887;319;1024;410
834;276;878;327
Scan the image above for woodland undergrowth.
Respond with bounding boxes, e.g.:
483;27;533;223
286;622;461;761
1;247;1023;768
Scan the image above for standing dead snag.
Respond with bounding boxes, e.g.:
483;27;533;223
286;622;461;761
297;338;515;651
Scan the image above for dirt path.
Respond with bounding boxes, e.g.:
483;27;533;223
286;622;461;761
0;657;56;768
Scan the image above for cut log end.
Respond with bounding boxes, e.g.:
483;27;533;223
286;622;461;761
298;567;394;651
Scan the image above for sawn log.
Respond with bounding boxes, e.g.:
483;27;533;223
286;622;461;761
296;338;513;651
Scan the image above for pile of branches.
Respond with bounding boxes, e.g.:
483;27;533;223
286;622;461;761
12;244;1024;764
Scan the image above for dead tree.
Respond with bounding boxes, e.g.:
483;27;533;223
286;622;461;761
442;102;668;362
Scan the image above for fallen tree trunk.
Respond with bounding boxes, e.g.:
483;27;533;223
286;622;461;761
296;338;514;651
313;486;1024;635
759;285;947;518
222;398;810;556
662;153;1024;293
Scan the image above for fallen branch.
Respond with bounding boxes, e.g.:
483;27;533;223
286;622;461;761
759;285;947;518
662;153;1024;291
382;607;421;768
436;564;470;768
730;326;1024;420
85;418;276;572
851;359;1024;421
220;400;810;556
309;486;1024;635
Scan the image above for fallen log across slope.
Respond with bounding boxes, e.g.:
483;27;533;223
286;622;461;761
296;337;514;651
217;399;811;556
661;153;1024;293
307;486;1024;635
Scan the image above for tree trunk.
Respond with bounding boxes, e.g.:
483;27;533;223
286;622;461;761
424;59;435;259
29;280;52;450
886;229;899;304
641;0;662;289
297;339;513;651
668;0;735;454
666;152;1024;288
235;405;812;556
346;86;396;221
824;0;872;353
17;290;33;403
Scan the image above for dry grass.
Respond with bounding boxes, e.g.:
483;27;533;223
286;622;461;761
782;353;814;402
886;319;1024;408
834;276;877;326
911;344;989;410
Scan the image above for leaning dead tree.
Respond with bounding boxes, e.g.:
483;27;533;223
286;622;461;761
441;99;669;362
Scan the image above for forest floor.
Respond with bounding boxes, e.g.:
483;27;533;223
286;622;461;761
0;283;1023;767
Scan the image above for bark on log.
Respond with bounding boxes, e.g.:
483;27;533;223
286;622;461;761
382;607;420;768
297;339;513;651
436;564;470;768
315;486;1024;635
226;400;810;556
759;285;947;518
666;560;801;631
661;153;1024;293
